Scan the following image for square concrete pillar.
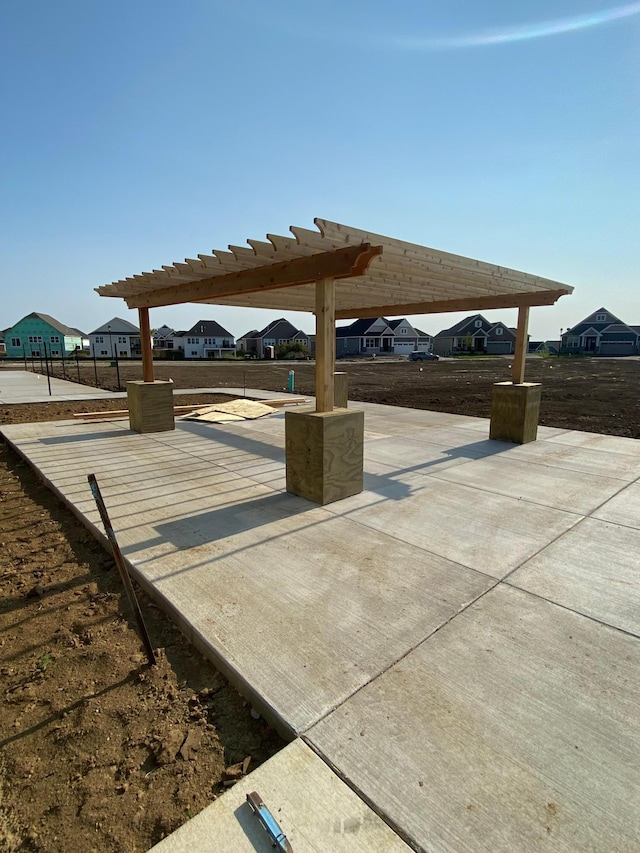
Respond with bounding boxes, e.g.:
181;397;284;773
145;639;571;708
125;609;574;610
490;382;542;444
127;380;175;434
334;372;348;409
285;408;364;505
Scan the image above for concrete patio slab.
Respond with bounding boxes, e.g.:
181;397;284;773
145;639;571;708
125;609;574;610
150;739;413;852
1;417;494;736
430;453;629;515
307;585;640;853
508;517;640;634
3;400;639;852
505;436;640;481
593;480;640;529
0;369;119;403
326;477;582;578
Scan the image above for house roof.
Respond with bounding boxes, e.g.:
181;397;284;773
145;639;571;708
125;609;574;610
95;218;573;320
12;312;81;337
89;317;140;335
435;314;490;338
336;318;391;338
185;319;234;338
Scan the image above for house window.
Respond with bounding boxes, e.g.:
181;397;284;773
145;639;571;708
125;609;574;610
566;336;580;348
278;339;288;344
29;336;43;343
595;313;606;321
474;320;482;328
100;350;108;355
264;338;275;346
400;328;407;334
118;336;127;344
365;338;378;348
495;327;503;336
190;350;198;356
11;337;21;347
50;335;60;343
51;349;60;356
95;336;104;343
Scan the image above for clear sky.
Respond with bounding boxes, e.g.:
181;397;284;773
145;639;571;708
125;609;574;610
1;1;638;341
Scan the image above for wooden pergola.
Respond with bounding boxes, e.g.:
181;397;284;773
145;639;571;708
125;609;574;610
96;218;573;501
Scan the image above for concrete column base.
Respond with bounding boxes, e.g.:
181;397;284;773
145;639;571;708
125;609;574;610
490;382;541;444
285;408;364;505
127;381;175;434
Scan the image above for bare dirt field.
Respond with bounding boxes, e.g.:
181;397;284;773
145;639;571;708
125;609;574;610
7;355;638;436
1;356;638;851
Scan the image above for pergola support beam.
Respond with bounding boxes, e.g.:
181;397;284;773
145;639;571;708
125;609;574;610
138;307;154;382
512;305;530;384
315;278;336;413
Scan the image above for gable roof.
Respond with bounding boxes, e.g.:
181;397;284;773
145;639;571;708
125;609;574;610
185;319;234;338
238;329;260;340
255;318;306;339
336;318;392;338
435;314;491;338
12;312;81;337
565;307;627;336
89;317;140;335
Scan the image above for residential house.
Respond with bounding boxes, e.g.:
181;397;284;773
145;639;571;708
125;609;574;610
4;313;84;358
236;318;311;358
89;317;144;358
0;330;6;357
561;308;640;356
172;320;235;359
335;317;432;357
433;315;517;356
152;324;176;352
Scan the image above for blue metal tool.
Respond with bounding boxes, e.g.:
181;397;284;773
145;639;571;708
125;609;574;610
246;791;293;852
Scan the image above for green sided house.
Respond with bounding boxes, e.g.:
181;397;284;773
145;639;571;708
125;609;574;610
5;313;84;358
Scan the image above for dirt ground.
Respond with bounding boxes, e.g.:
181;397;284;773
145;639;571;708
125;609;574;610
1;356;638;851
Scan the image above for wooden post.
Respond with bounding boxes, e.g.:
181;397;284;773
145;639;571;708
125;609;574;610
512;306;530;385
138;307;154;382
315;278;336;412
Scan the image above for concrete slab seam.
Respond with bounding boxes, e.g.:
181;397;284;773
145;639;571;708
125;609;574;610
300;737;425;853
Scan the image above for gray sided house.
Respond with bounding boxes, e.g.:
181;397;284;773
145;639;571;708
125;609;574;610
433;315;516;356
236;318;311;358
89;317;142;359
561;308;640;356
336;317;432;357
4;312;84;358
172;320;235;359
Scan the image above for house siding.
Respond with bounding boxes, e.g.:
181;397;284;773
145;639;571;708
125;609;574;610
5;315;82;358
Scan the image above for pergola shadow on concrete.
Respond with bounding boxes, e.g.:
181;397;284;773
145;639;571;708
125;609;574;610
96;218;573;503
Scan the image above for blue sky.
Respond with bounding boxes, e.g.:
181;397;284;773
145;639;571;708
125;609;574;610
1;0;638;340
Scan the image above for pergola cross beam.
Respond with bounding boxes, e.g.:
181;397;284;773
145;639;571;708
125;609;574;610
125;244;382;310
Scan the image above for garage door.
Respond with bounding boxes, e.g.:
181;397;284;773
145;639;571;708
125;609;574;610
599;342;636;356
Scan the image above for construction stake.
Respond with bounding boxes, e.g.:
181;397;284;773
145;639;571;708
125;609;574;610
87;474;156;666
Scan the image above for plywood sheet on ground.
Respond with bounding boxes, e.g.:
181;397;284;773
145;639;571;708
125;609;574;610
181;399;276;423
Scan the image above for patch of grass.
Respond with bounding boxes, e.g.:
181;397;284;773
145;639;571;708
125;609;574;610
35;652;54;673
